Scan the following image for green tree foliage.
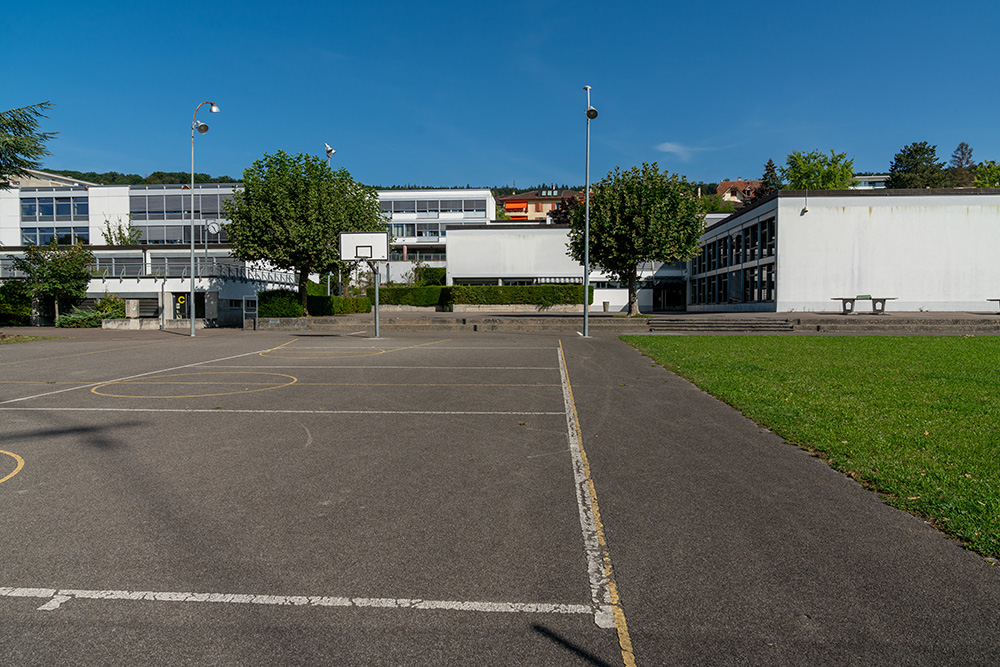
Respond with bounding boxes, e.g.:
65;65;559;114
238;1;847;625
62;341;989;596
9;243;94;321
223;151;386;313
886;142;950;189
48;170;235;185
699;194;736;212
568;162;705;317
948;142;976;187
548;196;580;224
0;280;32;325
1;102;56;188
760;159;784;196
974;160;1000;188
101;216;142;245
781;150;854;190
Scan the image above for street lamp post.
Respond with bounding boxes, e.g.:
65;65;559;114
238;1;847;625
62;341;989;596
189;101;220;337
583;86;598;338
325;142;336;295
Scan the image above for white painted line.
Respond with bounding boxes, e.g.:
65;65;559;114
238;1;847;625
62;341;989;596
207;365;559;370
0;407;565;416
0;585;595;618
557;346;615;630
0;342;296;406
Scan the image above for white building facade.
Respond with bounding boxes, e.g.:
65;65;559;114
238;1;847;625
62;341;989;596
688;189;1000;312
0;182;295;325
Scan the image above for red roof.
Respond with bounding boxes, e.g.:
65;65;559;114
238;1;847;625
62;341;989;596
716;180;761;196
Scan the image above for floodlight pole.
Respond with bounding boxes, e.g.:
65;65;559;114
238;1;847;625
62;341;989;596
189;101;219;337
583;86;597;338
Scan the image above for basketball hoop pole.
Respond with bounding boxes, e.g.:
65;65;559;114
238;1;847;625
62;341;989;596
368;260;380;338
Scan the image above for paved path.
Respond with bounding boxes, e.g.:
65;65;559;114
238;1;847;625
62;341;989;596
0;329;997;665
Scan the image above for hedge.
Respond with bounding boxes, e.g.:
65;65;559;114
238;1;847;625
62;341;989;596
449;284;592;307
307;294;372;315
414;266;446;286
365;285;450;307
0;281;31;325
258;289;305;318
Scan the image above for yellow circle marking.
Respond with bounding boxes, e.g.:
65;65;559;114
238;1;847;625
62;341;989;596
91;372;298;398
0;450;25;485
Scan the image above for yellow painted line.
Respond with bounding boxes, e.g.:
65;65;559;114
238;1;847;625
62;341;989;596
91;372;298;399
260;339;452;359
0;341;176;366
559;339;637;667
0;450;25;485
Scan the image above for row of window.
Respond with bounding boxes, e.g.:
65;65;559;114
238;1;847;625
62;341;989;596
137;225;229;245
129;193;233;221
690;265;775;305
21;227;91;246
381;199;487;214
21;197;89;223
692;218;776;276
19;225;227;246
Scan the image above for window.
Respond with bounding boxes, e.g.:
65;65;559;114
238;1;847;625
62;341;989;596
38;198;54;221
464;199;487;213
21;198;37;218
440;200;462;213
392;200;416;213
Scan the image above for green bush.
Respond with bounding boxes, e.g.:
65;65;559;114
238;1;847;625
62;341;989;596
0;281;32;325
95;291;126;317
56;306;107;328
365;286;450;307
449;284;591;308
258;289;305;318
307;294;372;315
414;266;446;286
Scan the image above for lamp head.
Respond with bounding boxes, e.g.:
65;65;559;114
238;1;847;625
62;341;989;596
195;121;209;134
209;103;220;113
325;143;336;158
586;106;598;120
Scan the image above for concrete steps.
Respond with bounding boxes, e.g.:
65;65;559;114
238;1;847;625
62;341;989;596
648;318;795;333
794;317;1000;334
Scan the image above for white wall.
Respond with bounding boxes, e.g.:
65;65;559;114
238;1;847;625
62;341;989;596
0;189;18;246
775;193;1000;312
447;227;583;281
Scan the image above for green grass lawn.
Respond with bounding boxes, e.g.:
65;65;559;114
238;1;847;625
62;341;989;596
621;335;1000;559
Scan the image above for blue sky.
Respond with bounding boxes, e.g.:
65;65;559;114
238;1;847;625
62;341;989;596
6;1;998;188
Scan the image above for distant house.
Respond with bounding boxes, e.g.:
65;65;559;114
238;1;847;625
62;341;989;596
497;188;582;221
716;180;761;205
851;174;888;189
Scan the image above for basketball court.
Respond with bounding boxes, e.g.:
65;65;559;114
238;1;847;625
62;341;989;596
3;328;1000;665
0;331;632;665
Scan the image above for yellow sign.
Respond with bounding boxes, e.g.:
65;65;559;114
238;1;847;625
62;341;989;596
177;296;186;304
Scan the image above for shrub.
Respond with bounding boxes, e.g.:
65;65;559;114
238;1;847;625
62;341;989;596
0;281;32;325
258;289;305;318
307;294;372;315
56;306;107;328
95;291;126;318
449;284;591;308
414;266;446;286
365;286;450;307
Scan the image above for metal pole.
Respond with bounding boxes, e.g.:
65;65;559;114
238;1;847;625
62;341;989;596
583;86;595;337
370;260;380;338
190;114;197;337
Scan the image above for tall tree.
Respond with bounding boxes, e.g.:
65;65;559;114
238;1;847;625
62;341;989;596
781;150;854;190
948;142;976;187
223;151;386;313
885;142;950;189
9;243;94;321
567;163;705;317
752;158;784;201
1;102;57;188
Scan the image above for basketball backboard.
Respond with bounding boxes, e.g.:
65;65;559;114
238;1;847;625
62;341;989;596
340;232;389;261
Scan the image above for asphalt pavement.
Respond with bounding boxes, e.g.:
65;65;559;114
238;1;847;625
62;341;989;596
0;328;997;665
